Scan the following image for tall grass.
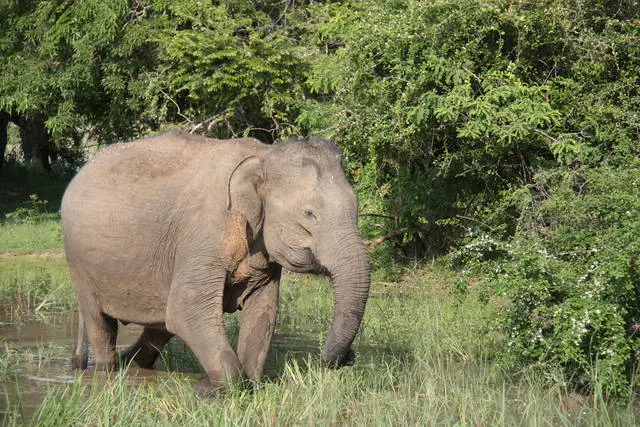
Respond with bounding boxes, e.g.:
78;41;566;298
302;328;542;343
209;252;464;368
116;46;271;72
2;269;638;425
21;362;639;426
0;255;73;314
0;222;74;317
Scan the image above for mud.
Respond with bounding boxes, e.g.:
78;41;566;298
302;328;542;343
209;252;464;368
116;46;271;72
0;251;63;260
0;309;324;420
1;310;156;419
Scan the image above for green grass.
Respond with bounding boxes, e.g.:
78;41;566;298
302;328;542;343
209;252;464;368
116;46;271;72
0;221;64;254
0;222;73;317
1;166;639;425
0;164;75;316
2;263;639;425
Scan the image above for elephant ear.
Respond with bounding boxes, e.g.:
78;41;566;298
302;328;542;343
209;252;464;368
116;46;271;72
222;209;251;270
226;156;264;242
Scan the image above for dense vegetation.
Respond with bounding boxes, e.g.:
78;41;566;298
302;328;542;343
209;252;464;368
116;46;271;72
1;0;639;404
3;219;640;425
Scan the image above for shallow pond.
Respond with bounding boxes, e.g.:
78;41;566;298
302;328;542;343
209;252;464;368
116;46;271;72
0;309;324;421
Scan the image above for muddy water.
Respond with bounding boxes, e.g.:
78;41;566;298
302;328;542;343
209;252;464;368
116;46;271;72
1;311;165;419
0;310;323;419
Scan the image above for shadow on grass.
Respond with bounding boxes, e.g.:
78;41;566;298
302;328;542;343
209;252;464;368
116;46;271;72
0;162;74;220
155;330;412;380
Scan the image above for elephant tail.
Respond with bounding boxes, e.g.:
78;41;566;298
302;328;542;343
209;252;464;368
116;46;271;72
71;310;89;370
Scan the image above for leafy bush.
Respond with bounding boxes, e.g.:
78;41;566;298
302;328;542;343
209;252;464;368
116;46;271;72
296;0;640;395
5;194;58;224
0;0;310;154
144;0;309;142
460;165;640;396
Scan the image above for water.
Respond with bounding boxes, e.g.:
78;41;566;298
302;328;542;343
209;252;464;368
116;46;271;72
0;310;156;419
0;309;326;420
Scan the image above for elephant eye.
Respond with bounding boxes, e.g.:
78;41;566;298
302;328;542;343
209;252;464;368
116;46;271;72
304;209;316;219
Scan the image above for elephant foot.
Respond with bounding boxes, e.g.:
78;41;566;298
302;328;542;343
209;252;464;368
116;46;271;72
241;378;258;391
194;377;255;398
194;378;225;399
120;327;173;369
95;359;119;372
119;347;158;369
71;352;88;370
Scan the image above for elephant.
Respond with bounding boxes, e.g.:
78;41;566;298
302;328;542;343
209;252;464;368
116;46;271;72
60;130;371;396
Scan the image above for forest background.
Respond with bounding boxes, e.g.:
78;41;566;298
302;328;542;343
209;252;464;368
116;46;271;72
1;0;639;399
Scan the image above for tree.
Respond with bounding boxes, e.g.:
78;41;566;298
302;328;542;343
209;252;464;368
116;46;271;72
0;0;315;168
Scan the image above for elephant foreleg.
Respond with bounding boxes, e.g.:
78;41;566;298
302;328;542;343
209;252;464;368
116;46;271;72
166;266;244;397
237;271;280;382
120;327;174;369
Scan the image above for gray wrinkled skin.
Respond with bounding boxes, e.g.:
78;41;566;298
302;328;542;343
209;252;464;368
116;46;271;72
61;131;370;396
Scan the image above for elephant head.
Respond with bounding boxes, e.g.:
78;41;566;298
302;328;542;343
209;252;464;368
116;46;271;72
229;138;371;367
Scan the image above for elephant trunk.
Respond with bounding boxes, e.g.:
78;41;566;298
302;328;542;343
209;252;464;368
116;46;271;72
320;234;371;367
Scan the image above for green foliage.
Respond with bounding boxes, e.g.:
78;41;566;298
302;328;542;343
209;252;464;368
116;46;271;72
0;0;311;151
301;0;639;254
296;0;640;394
0;162;73;220
148;0;308;141
457;165;640;397
5;194;58;223
0;0;136;144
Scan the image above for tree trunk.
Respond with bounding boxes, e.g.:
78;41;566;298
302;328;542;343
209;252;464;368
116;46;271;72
13;115;55;171
0;112;8;169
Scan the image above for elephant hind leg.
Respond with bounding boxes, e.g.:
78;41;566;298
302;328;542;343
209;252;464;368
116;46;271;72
120;327;174;369
92;312;118;371
82;307;119;371
68;268;118;371
71;310;89;370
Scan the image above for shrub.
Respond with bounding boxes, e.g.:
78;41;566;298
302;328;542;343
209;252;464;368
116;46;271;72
5;194;59;224
465;165;640;397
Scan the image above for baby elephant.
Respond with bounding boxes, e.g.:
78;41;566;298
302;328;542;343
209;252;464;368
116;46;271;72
61;131;370;396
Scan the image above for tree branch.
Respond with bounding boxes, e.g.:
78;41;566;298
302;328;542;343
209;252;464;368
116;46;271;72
455;214;492;230
359;213;395;220
364;230;405;247
190;114;229;134
159;89;192;124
